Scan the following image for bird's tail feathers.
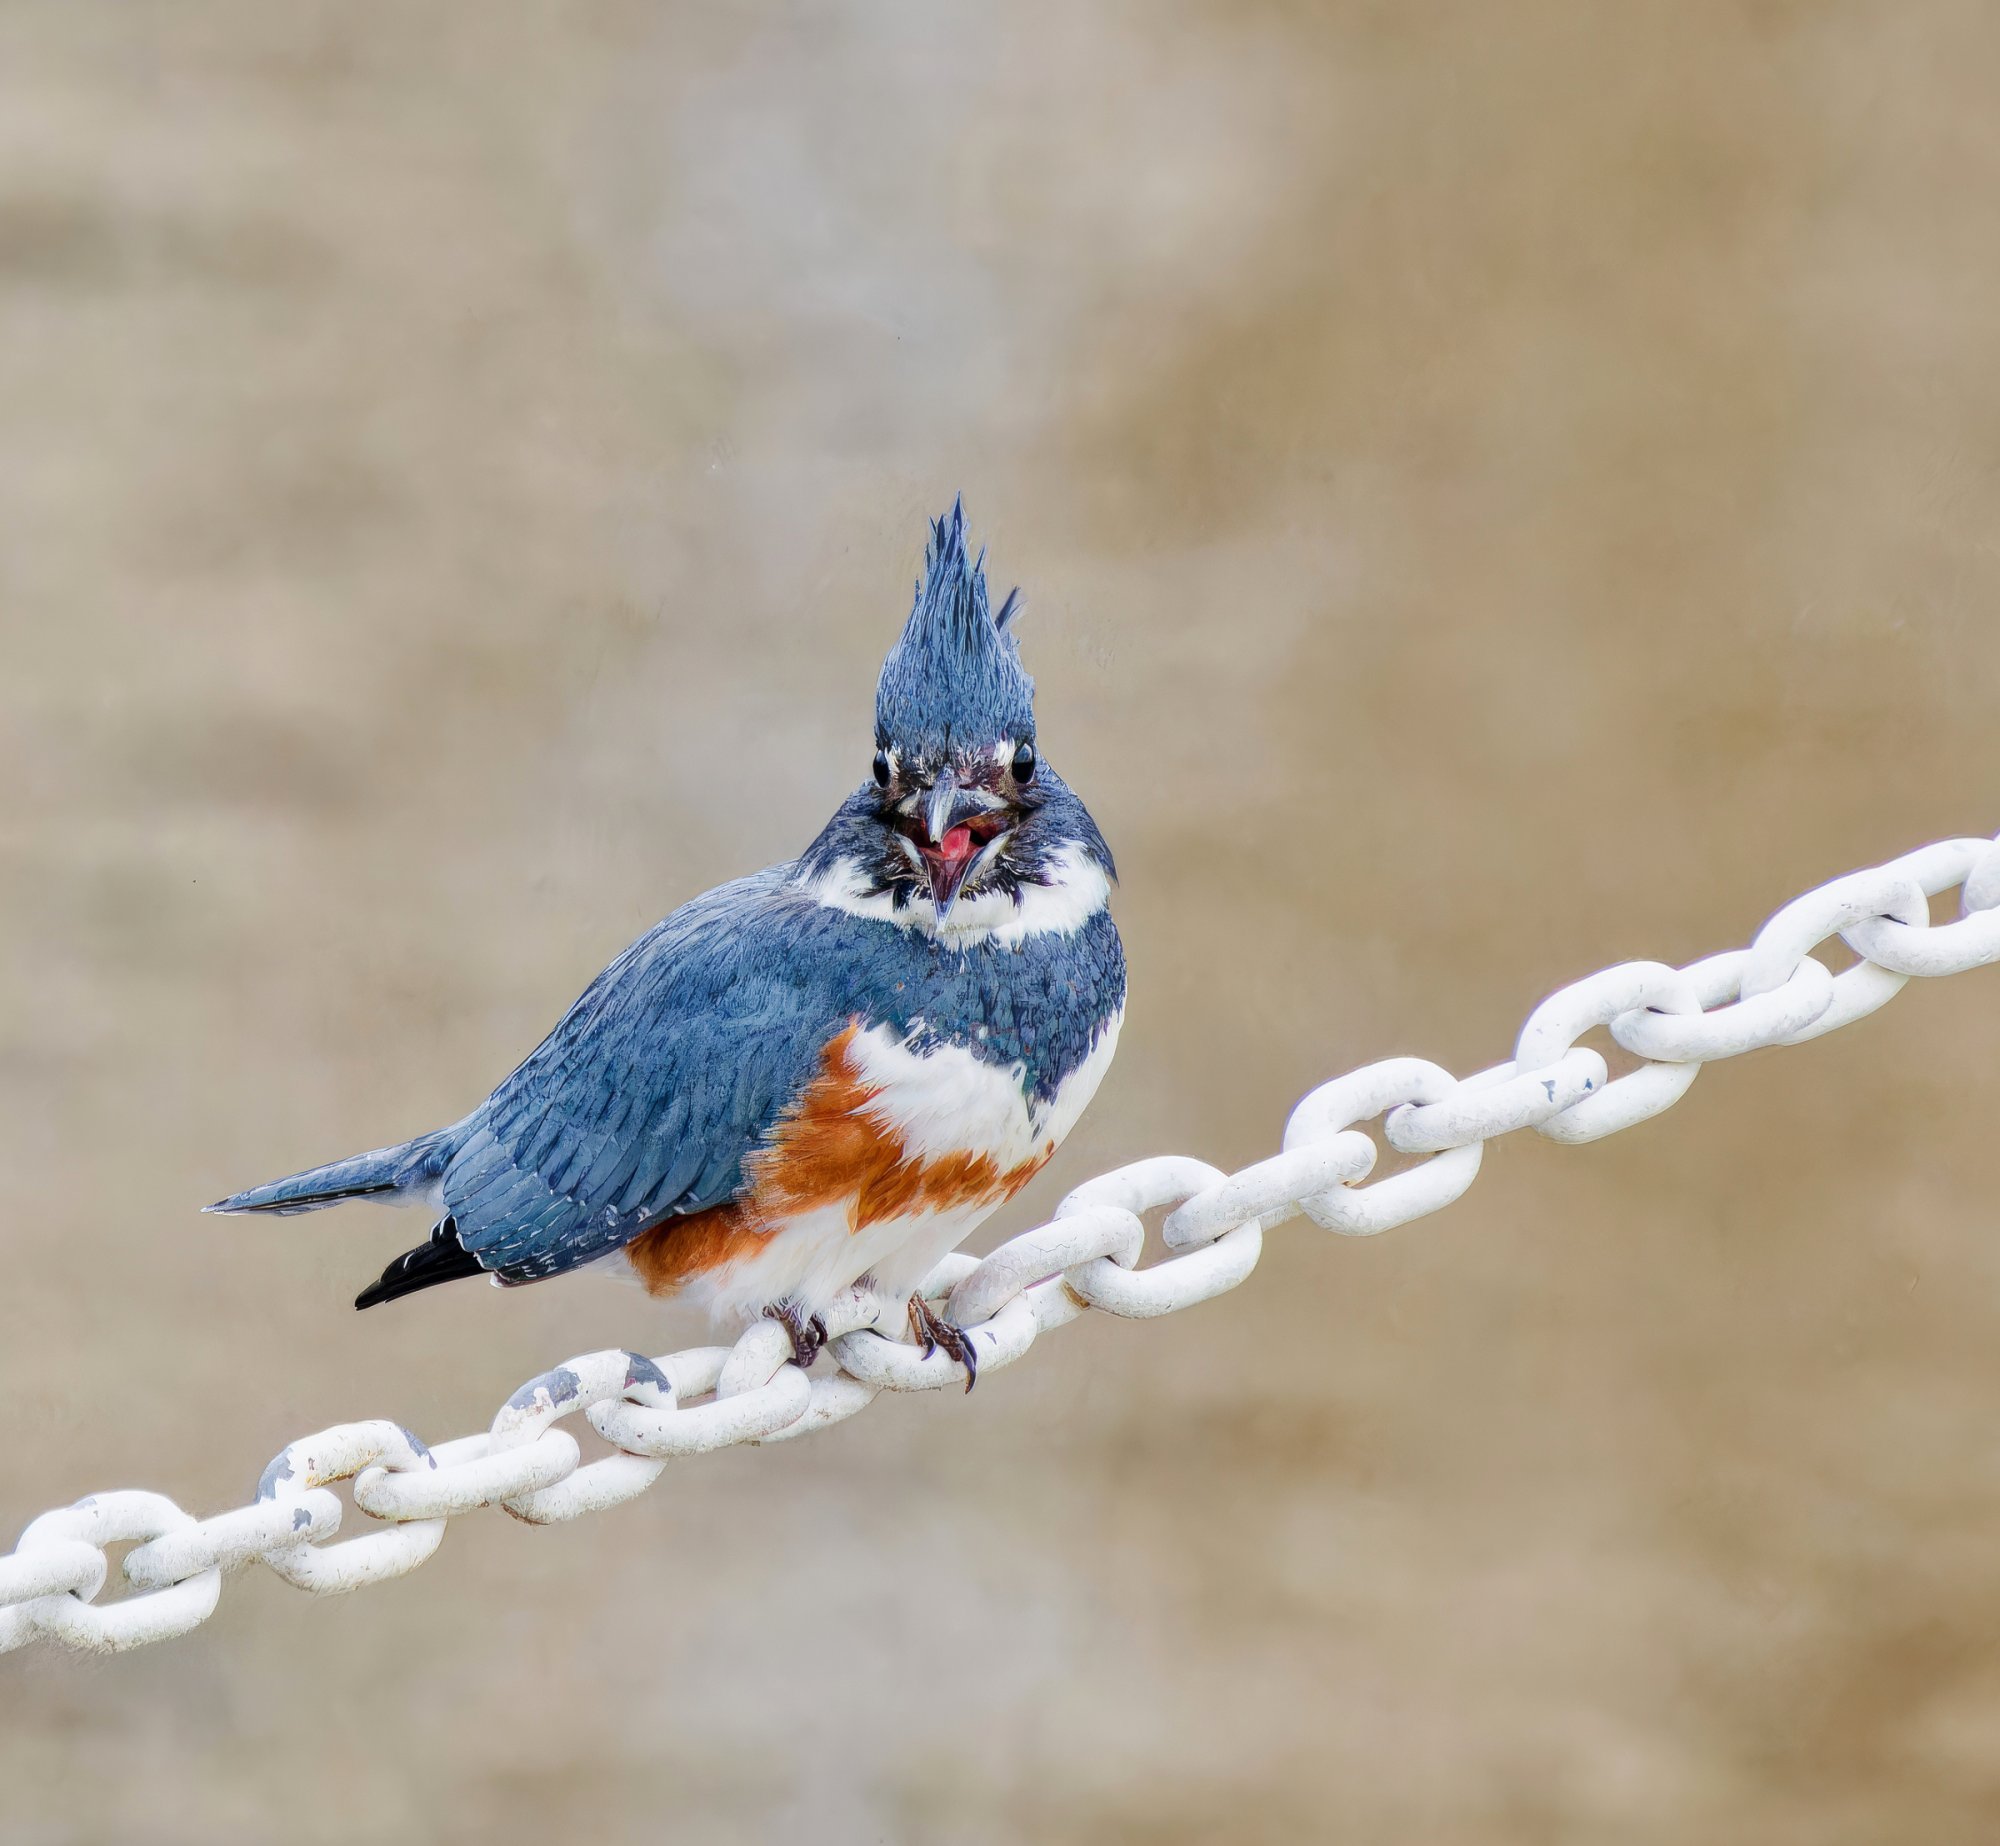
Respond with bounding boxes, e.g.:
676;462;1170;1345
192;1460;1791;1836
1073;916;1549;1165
206;1134;448;1217
354;1217;485;1310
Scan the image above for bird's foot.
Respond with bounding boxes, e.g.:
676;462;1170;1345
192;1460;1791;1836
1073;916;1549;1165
907;1292;979;1393
763;1300;828;1370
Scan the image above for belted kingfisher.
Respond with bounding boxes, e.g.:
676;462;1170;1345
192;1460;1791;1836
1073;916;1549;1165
209;501;1125;1386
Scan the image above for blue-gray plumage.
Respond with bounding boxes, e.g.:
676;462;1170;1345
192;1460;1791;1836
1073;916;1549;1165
875;508;1032;751
209;500;1125;1384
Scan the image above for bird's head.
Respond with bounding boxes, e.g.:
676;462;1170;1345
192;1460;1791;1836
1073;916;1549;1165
801;499;1114;935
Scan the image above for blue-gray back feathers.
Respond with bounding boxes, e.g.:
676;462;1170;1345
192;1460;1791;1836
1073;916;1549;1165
443;869;1123;1281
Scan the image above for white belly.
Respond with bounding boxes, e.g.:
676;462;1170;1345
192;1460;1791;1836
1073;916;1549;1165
671;1198;998;1330
616;1006;1123;1329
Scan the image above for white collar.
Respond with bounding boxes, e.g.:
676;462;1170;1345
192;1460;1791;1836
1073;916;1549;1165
798;844;1111;948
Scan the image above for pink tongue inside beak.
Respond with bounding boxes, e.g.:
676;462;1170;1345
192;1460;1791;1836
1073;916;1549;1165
924;823;980;916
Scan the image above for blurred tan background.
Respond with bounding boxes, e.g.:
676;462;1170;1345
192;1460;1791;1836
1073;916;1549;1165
3;2;1999;1840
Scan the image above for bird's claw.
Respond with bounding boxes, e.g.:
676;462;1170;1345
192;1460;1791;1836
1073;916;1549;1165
763;1301;828;1370
907;1292;979;1393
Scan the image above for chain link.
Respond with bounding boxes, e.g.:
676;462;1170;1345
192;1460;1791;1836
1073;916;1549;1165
5;828;1997;1655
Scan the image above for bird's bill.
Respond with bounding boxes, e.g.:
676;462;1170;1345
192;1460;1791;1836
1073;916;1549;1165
924;820;984;918
918;785;1015;921
924;768;961;851
888;761;1018;920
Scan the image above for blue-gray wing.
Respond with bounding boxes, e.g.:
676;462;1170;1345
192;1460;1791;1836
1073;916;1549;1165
441;871;849;1281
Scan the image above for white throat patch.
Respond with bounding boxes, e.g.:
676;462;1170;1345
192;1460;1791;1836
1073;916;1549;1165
799;843;1111;947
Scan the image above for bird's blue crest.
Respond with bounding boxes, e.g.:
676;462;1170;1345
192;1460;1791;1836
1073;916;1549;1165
875;498;1034;752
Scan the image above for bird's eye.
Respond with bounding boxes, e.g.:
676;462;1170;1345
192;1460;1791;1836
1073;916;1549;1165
872;749;891;788
1010;741;1036;784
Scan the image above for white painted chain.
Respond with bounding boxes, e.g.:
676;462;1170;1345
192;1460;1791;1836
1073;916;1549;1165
6;827;1998;1655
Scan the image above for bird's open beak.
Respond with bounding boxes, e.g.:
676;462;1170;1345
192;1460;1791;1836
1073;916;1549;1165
916;768;1009;923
